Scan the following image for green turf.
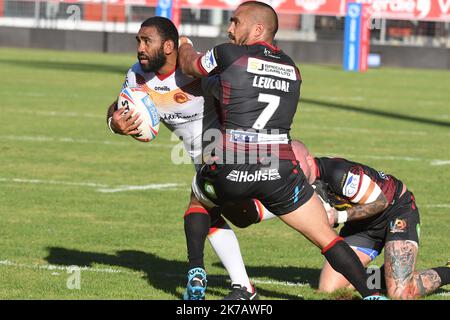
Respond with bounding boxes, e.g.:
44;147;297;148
0;47;448;300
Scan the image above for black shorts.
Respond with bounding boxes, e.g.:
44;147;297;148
196;160;314;216
340;190;421;260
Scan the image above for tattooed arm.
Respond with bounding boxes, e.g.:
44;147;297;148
345;192;389;222
328;192;389;224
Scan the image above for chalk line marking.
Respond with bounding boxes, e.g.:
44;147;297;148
0;259;309;288
423;204;450;209
97;183;184;193
0;177;185;193
303;124;429;136
430;160;450;166
1;135;174;148
13;109;103;119
4;136;448;166
0;259;127;274
316;152;450;166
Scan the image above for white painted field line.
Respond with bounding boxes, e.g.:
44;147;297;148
252;279;309;288
1;135;174;148
430;160;450;166
303;124;429;136
0;259;131;274
0;259;308;289
5;135;449;165
436;292;450;297
359;155;450;166
0;177;185;193
350;154;423;162
97;183;185;193
423;204;450;209
0;177;109;188
13;109;103;119
316;152;450;166
301;123;449;136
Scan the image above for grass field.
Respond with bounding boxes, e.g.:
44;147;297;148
0;47;449;300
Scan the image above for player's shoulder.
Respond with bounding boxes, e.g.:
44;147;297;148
128;62;156;78
212;43;247;63
214;42;243;53
128;62;143;75
317;157;358;180
317;157;351;169
125;62;156;87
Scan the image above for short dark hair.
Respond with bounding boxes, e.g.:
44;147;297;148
140;16;179;50
240;1;279;37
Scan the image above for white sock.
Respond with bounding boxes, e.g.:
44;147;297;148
253;199;277;221
208;226;253;292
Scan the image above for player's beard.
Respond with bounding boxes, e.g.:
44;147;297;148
228;32;236;44
228;31;249;45
138;47;166;73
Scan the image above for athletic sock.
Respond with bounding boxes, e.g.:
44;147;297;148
253;200;277;222
379;264;386;290
184;209;210;270
208;223;252;292
432;267;450;286
322;237;380;298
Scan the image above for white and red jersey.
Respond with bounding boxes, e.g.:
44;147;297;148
123;62;220;163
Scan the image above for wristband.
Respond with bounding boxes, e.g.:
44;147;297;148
337;210;348;224
107;116;116;134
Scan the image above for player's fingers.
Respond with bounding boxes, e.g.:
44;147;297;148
127;119;142;133
126;113;141;127
128;128;142;136
115;107;128;118
129;112;141;123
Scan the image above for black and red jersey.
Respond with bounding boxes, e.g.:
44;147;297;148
198;42;302;137
315;157;404;228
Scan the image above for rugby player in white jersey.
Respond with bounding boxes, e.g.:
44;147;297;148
106;16;274;300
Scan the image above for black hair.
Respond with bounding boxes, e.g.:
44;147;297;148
140;16;179;50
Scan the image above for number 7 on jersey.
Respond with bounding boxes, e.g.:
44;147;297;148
252;93;281;130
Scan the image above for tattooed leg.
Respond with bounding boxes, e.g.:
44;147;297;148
384;240;442;299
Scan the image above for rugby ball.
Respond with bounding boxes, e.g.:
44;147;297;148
117;87;159;142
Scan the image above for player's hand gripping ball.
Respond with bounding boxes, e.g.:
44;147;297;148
117;87;160;142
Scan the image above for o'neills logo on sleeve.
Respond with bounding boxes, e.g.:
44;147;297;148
226;169;281;182
200;50;218;73
247;58;297;81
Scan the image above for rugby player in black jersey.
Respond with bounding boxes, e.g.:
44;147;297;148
107;16;269;300
290;140;450;299
179;1;387;300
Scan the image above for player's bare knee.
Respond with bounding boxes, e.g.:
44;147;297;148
318;282;340;293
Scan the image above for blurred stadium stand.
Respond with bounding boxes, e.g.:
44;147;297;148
0;0;449;68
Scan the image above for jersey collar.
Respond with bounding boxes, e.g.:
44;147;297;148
314;157;321;179
155;65;177;81
251;41;280;52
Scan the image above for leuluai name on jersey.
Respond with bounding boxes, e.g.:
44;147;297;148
124;63;218;162
252;76;290;93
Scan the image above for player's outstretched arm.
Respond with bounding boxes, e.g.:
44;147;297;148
106;99;142;135
178;39;205;78
331;193;389;224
